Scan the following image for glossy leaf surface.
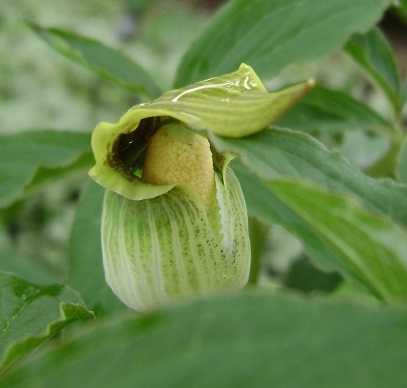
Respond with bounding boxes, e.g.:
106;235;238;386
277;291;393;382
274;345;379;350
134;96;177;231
0;272;93;371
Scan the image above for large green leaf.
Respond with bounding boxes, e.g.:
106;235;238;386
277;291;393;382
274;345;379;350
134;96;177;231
0;130;91;208
210;128;407;228
0;271;94;372
345;27;402;116
232;161;346;274
269;179;407;302
68;182;127;315
175;0;392;86
29;23;161;99
276;85;393;137
2;292;407;387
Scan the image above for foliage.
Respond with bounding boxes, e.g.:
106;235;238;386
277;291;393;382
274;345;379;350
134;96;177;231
1;0;407;386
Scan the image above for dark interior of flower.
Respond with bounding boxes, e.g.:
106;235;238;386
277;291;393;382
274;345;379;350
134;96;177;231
110;116;162;178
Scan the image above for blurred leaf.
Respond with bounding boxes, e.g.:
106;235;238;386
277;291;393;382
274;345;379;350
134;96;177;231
2;292;407;387
345;27;402;116
284;255;341;294
29;23;161;99
396;135;407;183
0;130;91;209
397;0;407;21
23;152;93;196
175;0;392;87
247;217;269;285
0;245;57;286
0;271;94;371
211;128;407;228
363;138;401;178
340;130;391;170
233;161;352;274
69;182;127;315
276;85;393;137
270;179;407;302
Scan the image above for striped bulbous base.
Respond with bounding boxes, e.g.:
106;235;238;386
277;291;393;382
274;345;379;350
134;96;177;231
101;167;250;311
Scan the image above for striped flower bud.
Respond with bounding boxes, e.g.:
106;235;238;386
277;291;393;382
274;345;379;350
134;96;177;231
89;64;313;311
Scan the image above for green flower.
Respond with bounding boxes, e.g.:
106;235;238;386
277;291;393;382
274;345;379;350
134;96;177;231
89;64;313;311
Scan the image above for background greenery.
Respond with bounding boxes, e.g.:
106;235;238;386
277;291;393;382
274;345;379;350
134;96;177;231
1;0;407;386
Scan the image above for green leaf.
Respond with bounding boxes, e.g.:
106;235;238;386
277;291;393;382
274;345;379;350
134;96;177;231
269;179;407;302
247;217;269;285
276;85;393;137
0;245;58;286
210;128;407;228
69;182;127;315
345;27;402;116
0;271;94;372
284;255;341;294
2;292;407;387
232;161;346;273
175;0;392;87
0;130;91;209
398;0;407;22
23;152;94;197
396;135;407;183
28;23;161;99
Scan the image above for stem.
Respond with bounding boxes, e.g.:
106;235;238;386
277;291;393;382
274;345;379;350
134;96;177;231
247;217;269;285
364;136;404;178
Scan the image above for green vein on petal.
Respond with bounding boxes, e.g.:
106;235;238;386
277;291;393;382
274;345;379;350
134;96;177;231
101;168;250;311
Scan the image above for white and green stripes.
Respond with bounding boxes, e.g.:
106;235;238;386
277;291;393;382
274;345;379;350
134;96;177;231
101;168;250;311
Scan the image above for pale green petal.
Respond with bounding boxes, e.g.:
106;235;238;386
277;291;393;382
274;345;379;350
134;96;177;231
89;63;313;200
89;120;175;201
101;167;250;312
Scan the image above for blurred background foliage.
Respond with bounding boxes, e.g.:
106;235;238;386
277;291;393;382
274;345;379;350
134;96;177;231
0;0;406;298
1;0;216;133
0;0;215;286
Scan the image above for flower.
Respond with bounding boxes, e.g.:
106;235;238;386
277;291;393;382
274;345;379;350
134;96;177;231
89;64;313;311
